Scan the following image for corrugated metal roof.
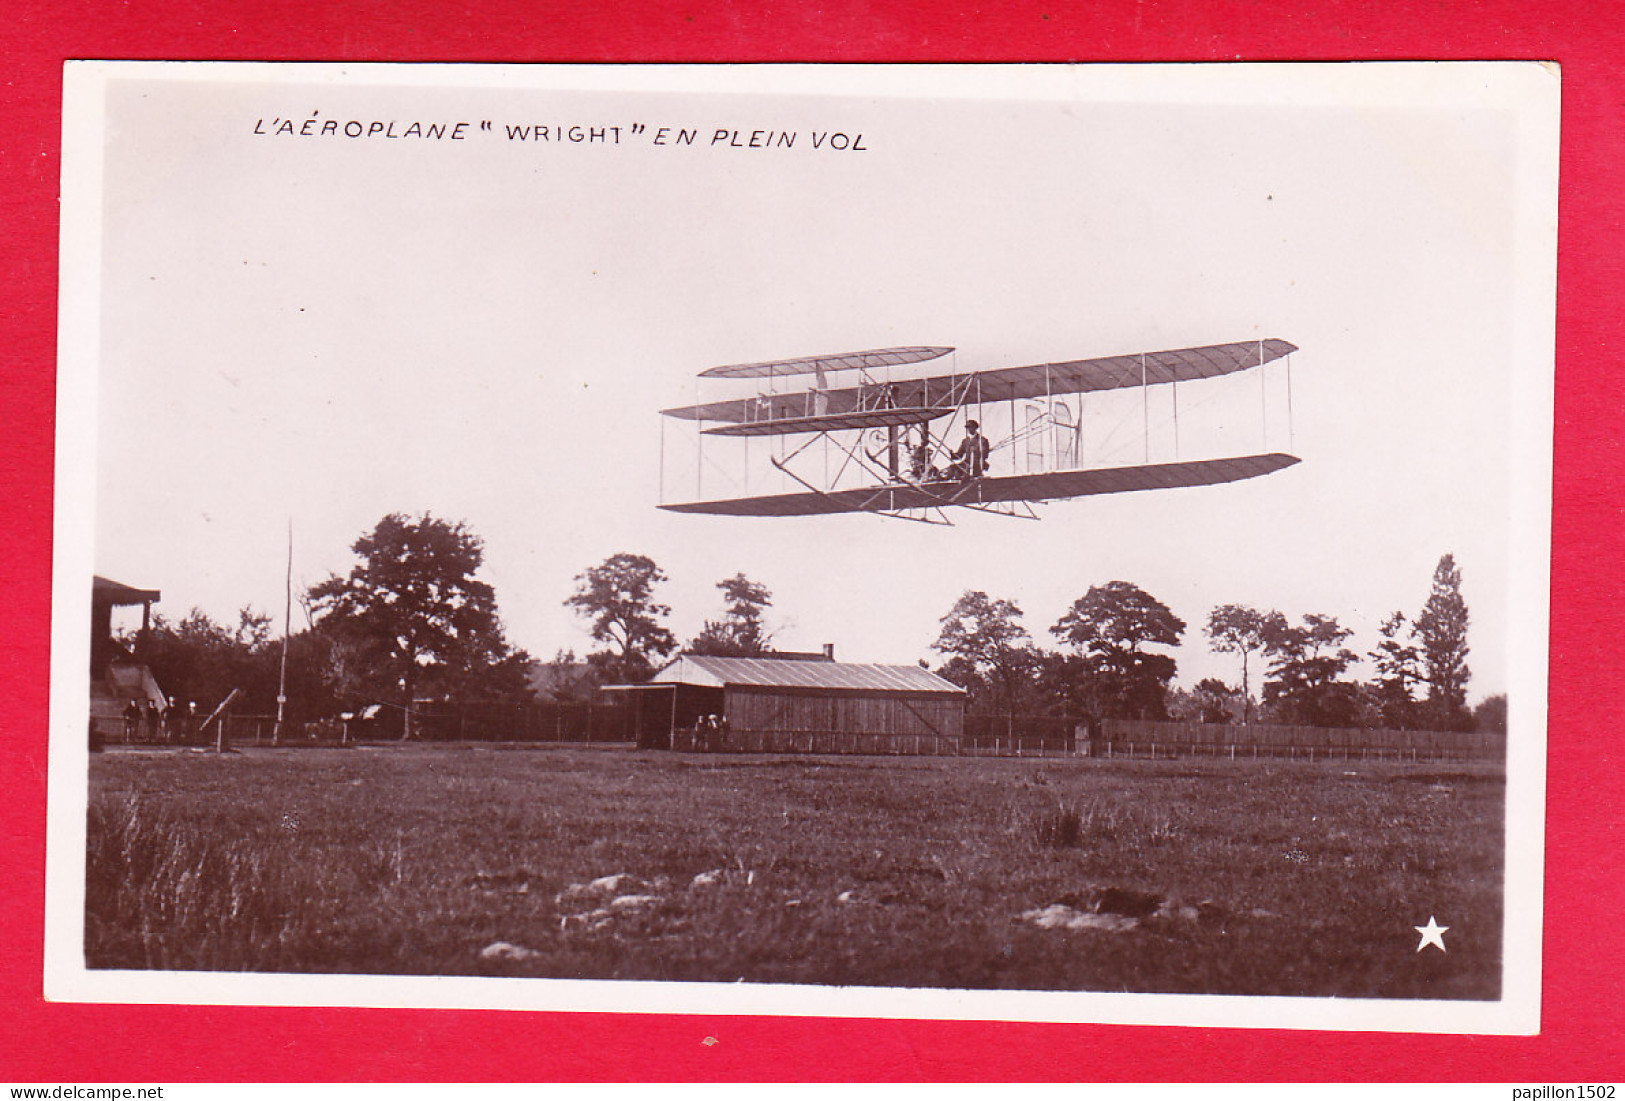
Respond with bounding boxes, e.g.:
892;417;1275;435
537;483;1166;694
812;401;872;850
653;655;965;695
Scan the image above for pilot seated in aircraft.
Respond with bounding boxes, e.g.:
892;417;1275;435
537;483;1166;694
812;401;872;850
946;420;991;481
909;430;940;482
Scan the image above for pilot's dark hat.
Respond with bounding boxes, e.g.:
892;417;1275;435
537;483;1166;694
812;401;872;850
966;420;980;430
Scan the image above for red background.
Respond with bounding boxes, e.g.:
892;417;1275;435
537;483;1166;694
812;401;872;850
3;0;1619;1081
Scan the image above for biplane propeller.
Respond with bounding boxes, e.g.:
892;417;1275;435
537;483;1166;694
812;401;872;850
658;339;1300;525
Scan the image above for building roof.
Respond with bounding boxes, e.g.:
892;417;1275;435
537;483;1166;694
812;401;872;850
652;654;965;695
92;575;161;605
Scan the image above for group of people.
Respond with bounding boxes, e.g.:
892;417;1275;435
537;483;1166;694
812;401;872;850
120;697;198;744
693;712;730;751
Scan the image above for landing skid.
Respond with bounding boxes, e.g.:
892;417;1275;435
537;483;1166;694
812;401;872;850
874;506;954;526
872;486;1043;525
955;498;1042;520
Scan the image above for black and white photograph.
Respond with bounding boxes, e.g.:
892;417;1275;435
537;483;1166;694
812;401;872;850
48;62;1556;1033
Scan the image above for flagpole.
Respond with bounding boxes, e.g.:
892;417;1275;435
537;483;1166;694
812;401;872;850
273;519;291;745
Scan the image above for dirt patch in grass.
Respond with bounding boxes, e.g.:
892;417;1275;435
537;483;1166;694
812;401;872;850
85;746;1504;998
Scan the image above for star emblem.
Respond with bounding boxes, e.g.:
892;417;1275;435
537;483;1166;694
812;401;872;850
1414;916;1449;953
701;1036;719;1047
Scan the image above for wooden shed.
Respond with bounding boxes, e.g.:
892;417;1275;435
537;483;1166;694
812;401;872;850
608;653;966;755
89;575;165;742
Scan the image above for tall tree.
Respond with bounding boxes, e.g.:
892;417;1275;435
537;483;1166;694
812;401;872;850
1192;677;1239;725
136;606;277;716
932;590;1036;712
565;552;678;683
688;573;774;656
1368;611;1425;729
1261;613;1360;727
1051;581;1186;721
1416;553;1472;730
1204;604;1280;725
307;513;523;738
1033;650;1095;718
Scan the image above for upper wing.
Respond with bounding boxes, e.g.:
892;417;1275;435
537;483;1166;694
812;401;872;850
658;453;1300;516
665;339;1297;424
697;346;954;379
702;406;954;438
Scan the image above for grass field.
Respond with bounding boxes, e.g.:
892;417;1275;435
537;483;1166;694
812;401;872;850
85;744;1504;998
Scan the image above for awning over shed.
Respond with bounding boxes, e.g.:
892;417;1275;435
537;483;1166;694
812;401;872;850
652;654;964;695
93;575;161;606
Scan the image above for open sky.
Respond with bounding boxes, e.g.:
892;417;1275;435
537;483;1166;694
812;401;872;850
84;65;1555;700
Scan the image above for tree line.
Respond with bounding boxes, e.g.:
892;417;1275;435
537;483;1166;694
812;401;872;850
930;554;1493;732
124;515;773;738
123;512;1501;737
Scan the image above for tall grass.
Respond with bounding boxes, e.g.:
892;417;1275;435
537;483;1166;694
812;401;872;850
85;748;1505;997
85;795;410;971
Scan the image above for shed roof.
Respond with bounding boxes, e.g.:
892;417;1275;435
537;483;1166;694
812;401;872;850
652;654;965;695
93;575;161;605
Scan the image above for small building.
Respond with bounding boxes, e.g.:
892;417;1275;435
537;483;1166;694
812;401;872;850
89;575;165;741
606;652;966;755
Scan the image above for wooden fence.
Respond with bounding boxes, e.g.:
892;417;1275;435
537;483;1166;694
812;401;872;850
207;703;637;745
669;726;960;756
1097;718;1504;762
960;714;1082;758
151;705;1499;762
411;702;633;743
666;714;1500;761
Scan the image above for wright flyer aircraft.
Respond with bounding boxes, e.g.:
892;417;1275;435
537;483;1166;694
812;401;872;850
657;339;1301;524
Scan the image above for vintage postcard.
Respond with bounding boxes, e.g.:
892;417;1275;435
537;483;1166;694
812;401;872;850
47;62;1556;1034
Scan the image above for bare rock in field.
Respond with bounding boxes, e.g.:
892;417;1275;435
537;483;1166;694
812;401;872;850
1153;898;1201;924
608;893;663;912
480;941;541;961
837;889;859;903
1020;904;1140;933
560;908;616;932
589;873;643;895
555;872;648;908
1021;884;1189;933
553;886;666;935
1139;895;1227;929
689;868;755;890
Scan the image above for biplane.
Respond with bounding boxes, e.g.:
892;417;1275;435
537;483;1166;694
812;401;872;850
657;339;1300;524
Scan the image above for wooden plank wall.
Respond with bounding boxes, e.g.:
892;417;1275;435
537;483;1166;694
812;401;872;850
668;689;963;755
